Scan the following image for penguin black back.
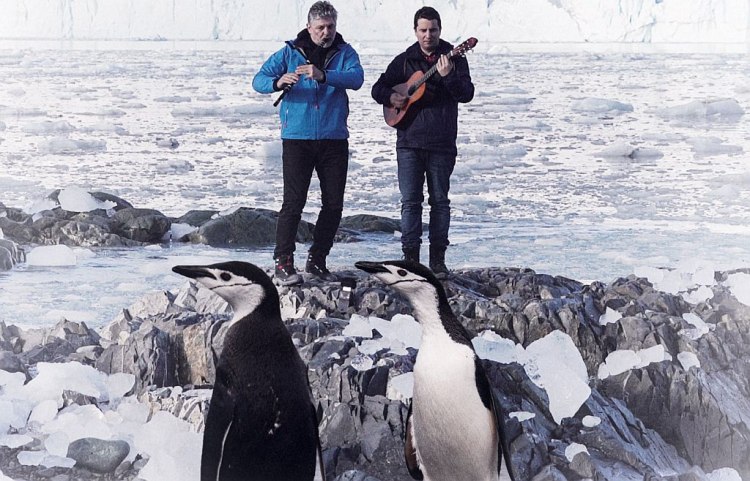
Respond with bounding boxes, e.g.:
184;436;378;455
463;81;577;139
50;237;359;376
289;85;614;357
172;261;323;481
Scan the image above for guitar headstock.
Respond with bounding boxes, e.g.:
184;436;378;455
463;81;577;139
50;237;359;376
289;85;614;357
451;37;478;57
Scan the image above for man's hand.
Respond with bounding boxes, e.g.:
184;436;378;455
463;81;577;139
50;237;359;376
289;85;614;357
276;72;300;90
436;55;453;77
295;64;325;82
390;92;408;108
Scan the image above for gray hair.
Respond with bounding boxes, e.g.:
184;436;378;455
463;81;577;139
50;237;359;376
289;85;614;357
308;1;337;23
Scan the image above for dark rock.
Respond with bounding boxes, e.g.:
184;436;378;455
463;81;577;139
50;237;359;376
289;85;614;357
111;208;171;243
187;207;313;247
173;209;219;227
67;438;130;474
339;214;400;233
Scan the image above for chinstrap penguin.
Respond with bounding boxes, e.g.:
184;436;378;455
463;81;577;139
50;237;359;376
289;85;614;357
355;259;517;481
172;261;324;481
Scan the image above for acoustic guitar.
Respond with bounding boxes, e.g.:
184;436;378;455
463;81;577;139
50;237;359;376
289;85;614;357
383;37;478;128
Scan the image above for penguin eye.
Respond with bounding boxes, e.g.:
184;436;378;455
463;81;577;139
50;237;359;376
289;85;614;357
220;273;232;281
397;269;407;277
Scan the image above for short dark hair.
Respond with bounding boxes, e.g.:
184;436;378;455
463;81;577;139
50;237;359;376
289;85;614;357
308;1;337;24
413;6;441;30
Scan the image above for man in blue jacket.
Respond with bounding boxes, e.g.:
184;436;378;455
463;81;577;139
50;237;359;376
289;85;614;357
253;0;364;285
371;6;474;279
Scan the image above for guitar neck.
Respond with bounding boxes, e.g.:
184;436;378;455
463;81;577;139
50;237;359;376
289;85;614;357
411;50;458;90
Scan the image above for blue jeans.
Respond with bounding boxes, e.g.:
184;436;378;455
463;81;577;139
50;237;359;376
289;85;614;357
397;148;456;250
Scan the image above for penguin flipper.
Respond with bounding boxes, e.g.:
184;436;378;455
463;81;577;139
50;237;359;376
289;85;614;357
479;361;518;481
312;403;326;481
404;402;424;480
200;371;237;481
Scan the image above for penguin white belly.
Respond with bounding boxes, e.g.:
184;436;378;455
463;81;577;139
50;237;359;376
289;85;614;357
412;336;498;481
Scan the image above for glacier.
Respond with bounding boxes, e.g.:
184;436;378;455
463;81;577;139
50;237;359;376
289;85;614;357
0;0;748;43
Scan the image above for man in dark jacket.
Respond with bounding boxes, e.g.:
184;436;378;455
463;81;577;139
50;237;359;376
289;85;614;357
371;6;474;278
253;1;364;285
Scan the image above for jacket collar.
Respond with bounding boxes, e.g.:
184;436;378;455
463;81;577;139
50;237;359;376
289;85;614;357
290;29;345;53
405;39;453;60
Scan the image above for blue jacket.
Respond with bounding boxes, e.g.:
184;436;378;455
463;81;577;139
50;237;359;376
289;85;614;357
252;32;364;140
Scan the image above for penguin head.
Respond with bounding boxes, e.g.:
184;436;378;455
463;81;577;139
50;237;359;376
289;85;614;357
172;261;277;319
355;259;445;303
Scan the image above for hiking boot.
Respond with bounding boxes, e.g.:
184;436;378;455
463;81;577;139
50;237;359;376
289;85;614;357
429;245;449;280
305;253;338;282
274;255;302;286
402;246;420;263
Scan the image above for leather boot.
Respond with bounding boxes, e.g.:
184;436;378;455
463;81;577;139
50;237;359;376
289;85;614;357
429;245;449;279
402;246;420;263
305;252;338;282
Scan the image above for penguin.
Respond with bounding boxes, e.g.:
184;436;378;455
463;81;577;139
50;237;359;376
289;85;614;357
355;259;517;481
172;261;324;481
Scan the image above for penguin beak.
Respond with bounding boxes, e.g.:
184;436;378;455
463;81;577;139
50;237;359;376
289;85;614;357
172;264;214;280
354;261;390;274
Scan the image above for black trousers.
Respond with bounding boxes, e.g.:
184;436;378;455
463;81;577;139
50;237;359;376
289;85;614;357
274;139;349;260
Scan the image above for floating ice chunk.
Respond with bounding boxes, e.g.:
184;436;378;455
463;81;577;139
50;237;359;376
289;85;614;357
36;137;106;154
22;120;76;134
343;314;375;337
26;245;78;266
58;187;117;212
21;362;110;404
134;411;202;481
107;372;136;401
117;401;151;424
681;312;712;340
599;349;640;378
387;372;414;401
598;307;622;325
168;223;198;241
0;398;32;431
598;345;671;379
582;416;601;427
525;331;590;424
17;450;73;468
565;442;589;462
350;354;374;372
571;97;633;114
0;434;33;448
725;272;750;306
636;345;669;368
41;404;112;442
28;399;59;425
473;330;526;364
682;283;714;304
44;431;70;457
678;352;700;371
687;137;742;156
510;411;535;422
595;142;662;159
706;467;743;481
0;470;13;481
658;98;744;118
17;450;46;466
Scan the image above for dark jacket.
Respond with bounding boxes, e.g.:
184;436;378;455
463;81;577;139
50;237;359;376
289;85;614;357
371;39;474;154
253;30;364;140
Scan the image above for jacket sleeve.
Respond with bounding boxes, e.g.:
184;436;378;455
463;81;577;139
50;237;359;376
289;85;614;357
324;46;364;91
252;46;289;94
442;55;474;103
371;53;406;106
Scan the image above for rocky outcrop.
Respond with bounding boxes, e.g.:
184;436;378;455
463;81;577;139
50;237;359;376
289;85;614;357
186;207;313;247
1;267;748;480
0;194;402;272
